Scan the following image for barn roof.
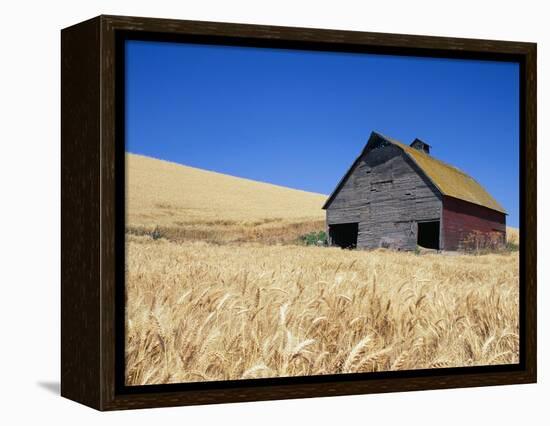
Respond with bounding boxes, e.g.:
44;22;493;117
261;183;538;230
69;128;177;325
323;132;506;214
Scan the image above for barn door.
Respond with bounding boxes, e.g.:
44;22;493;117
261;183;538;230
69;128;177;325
417;221;440;250
329;223;359;249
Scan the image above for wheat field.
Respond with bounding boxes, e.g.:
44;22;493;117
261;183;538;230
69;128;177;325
125;153;520;385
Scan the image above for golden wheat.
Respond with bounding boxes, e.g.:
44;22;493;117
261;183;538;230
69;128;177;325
126;236;519;385
125;154;519;385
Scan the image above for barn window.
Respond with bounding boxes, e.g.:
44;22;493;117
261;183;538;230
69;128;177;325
417;221;440;250
329;223;358;249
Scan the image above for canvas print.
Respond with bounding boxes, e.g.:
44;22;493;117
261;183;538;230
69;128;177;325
124;41;520;386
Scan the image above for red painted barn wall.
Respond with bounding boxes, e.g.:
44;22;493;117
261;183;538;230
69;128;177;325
441;196;506;250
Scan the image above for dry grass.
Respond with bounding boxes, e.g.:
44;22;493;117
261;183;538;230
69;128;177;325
127;218;326;246
125;154;519;385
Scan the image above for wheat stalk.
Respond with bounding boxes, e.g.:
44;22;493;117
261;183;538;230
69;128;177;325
343;336;372;372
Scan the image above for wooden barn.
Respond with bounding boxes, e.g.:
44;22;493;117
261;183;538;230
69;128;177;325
323;132;506;251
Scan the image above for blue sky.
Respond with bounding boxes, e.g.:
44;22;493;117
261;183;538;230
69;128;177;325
126;40;520;227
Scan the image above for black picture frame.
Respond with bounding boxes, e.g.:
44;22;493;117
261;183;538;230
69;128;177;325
61;14;537;411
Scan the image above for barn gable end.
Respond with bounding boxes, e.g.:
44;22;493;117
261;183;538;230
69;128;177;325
325;133;442;250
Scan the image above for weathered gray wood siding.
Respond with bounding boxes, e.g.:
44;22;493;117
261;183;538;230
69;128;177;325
326;142;442;250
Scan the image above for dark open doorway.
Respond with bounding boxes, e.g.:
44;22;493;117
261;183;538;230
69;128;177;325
329;223;358;249
417;221;440;250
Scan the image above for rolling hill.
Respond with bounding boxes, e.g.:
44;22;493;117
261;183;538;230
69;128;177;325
126;153;327;243
127;153;327;225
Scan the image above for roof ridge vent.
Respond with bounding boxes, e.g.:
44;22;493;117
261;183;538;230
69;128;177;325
410;138;431;154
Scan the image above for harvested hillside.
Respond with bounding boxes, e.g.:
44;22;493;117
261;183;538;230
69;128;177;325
126;153;326;243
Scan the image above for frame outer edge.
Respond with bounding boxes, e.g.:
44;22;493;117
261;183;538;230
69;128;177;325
61;16;103;410
77;14;537;410
100;14;118;410
524;43;537;382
